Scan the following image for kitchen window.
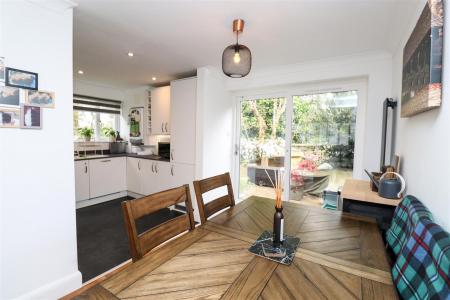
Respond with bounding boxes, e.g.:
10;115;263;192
73;94;121;141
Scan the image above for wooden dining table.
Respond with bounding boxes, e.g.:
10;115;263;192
69;196;398;299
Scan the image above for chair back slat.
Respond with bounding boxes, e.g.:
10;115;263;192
131;187;188;219
197;174;229;193
193;172;235;224
204;195;232;217
138;214;191;255
122;185;195;262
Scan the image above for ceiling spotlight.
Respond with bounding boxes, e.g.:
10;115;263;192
128;52;134;57
152;77;156;81
78;70;84;75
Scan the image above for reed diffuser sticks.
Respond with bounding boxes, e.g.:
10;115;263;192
265;169;283;208
275;169;283;209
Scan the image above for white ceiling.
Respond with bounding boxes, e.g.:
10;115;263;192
73;0;420;88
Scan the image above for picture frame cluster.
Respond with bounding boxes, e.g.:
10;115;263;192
0;57;55;129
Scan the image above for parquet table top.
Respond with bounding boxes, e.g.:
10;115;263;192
67;196;398;300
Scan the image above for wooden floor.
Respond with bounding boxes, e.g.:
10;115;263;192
66;196;397;300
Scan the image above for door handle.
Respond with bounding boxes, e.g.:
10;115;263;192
171;165;174;176
151;162;155;173
138;160;141;170
165;122;168;132
161;122;164;132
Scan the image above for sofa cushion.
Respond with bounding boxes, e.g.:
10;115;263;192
386;195;434;256
392;219;450;300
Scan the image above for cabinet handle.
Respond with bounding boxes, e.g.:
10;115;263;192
161;122;164;132
170;150;173;161
151;162;155;173
85;165;88;173
155;163;158;173
165;122;168;132
100;159;111;162
138;160;141;170
171;165;174;176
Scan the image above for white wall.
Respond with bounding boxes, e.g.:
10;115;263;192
196;67;234;179
392;0;450;231
0;1;82;299
225;51;393;178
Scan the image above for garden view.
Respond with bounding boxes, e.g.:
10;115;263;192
239;91;357;207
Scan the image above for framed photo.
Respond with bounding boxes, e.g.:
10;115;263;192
5;67;38;90
401;0;444;117
20;104;42;129
0;86;21;107
26;90;55;108
0;57;5;83
0;107;20;128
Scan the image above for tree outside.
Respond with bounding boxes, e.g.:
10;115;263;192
239;91;357;204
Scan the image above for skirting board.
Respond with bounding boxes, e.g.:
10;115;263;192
15;270;82;300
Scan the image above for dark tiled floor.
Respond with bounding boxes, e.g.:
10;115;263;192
76;197;183;282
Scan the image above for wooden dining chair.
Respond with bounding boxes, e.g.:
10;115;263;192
193;172;235;224
121;185;195;262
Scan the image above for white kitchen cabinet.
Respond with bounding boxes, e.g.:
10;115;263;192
141;160;172;195
154;161;172;191
75;160;90;202
170;78;197;165
89;157;127;198
141;159;157;195
170;163;194;187
127;157;143;194
169;163;199;221
151;86;170;135
128;158;172;196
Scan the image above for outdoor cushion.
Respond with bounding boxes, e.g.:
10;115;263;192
386;195;434;256
392;219;450;300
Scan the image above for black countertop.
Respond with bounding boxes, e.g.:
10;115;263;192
74;153;170;162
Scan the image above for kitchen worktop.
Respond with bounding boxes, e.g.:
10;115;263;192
74;153;170;162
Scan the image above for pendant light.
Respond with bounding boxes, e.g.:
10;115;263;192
222;19;252;78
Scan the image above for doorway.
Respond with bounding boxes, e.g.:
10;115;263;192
235;87;361;208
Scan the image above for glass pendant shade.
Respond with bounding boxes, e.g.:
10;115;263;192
222;44;252;78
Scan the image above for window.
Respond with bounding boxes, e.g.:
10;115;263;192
73;94;121;141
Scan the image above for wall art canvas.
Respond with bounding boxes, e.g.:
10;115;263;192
0;86;21;107
0;107;20;128
401;0;444;118
26;90;55;108
20;104;42;129
5;67;38;90
0;57;5;83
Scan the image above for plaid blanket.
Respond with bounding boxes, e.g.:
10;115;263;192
392;219;450;300
386;195;434;256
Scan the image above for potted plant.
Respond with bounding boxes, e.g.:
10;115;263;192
101;127;116;142
77;127;94;142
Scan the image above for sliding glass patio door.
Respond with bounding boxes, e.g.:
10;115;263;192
236;90;358;207
237;96;287;200
289;91;357;206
